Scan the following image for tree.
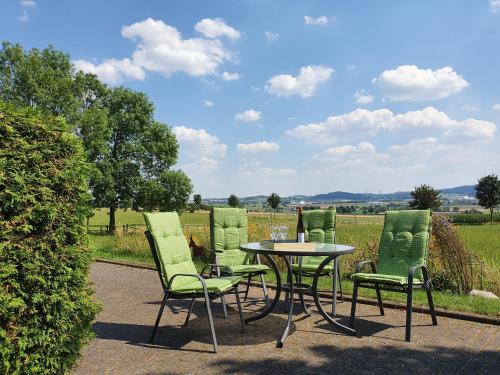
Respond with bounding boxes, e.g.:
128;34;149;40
228;194;239;207
475;174;500;222
267;192;281;225
0;43;193;232
409;184;442;210
193;194;202;211
87;87;192;232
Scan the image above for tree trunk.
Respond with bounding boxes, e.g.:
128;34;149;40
109;206;116;234
490;207;494;223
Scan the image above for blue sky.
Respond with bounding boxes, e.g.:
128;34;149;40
2;0;500;197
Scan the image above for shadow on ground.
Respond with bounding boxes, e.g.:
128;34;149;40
139;344;500;375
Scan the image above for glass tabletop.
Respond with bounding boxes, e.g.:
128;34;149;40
240;241;355;256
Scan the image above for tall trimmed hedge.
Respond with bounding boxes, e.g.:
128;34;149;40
0;102;98;374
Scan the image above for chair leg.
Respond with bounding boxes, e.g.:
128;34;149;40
375;283;384;316
150;292;168;344
204;291;218;353
350;280;359;328
234;286;245;333
337;267;344;302
426;283;438;326
184;297;196;326
243;275;252;301
259;273;270;307
405;285;413;342
220;294;228;319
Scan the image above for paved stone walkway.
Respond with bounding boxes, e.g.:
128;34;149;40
73;262;499;375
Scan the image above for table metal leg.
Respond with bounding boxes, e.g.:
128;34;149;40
332;258;338;316
278;255;294;348
313;256;357;336
244;254;281;324
297;257;311;316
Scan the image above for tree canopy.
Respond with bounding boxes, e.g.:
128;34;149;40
409;184;442;210
0;42;193;232
267;192;281;211
475;174;500;222
228;194;239;207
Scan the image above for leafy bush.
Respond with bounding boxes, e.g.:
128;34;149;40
0;103;99;374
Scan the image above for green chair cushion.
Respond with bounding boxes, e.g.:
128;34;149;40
144;212;198;290
226;264;269;274
171;275;242;294
352;272;422;285
377;210;431;280
210;207;251;266
291;209;336;271
291;263;333;274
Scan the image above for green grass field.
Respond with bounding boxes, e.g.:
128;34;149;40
89;209;500;316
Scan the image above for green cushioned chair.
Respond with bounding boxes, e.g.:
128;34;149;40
144;212;245;353
350;209;437;342
210;207;270;307
289;209;343;315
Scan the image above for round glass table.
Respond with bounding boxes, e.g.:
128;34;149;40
240;242;357;348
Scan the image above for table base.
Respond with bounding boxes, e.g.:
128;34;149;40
244;254;357;348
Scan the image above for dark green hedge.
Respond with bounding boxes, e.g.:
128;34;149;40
0;102;98;374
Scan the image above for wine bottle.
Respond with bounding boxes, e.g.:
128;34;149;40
297;207;305;243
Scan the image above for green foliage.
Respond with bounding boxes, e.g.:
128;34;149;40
84;87;192;231
409;184;442;210
0;103;99;374
228;194;239;207
193;194;202;206
266;192;281;210
475;174;500;222
0;42;193;232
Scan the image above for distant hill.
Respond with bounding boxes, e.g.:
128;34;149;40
206;185;476;203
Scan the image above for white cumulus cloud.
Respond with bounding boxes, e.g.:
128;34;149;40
265;65;334;98
220;72;240;81
373;65;468;101
315;142;376;160
235;109;262;123
264;31;279;42
492;103;500;110
304;15;331;25
491;0;500;13
73;58;145;85
203;100;214;107
194;18;241;40
286;106;496;144
21;0;36;7
73;18;238;84
354;90;374;105
173;126;227;159
237;141;279;153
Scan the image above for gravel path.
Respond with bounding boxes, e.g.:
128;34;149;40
73;262;500;375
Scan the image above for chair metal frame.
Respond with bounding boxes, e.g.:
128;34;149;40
145;231;245;353
350;252;438;342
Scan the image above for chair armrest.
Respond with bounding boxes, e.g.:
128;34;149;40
167;273;207;292
201;264;234;276
355;260;377;273
407;264;430;286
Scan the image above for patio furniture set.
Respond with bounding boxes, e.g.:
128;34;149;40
143;208;438;353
